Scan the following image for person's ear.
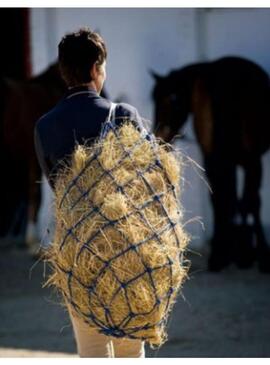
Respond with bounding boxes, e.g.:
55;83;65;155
90;62;98;80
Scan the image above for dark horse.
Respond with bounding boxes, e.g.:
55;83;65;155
0;63;66;251
152;56;270;272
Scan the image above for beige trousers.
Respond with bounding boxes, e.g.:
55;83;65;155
68;308;145;358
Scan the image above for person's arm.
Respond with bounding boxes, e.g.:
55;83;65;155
34;122;54;189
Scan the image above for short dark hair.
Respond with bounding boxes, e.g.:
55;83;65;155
58;27;107;87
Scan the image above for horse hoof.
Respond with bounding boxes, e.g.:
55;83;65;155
233;224;255;269
234;250;255;269
257;246;270;273
258;263;270;273
208;252;232;272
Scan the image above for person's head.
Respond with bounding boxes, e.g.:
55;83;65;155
58;27;107;94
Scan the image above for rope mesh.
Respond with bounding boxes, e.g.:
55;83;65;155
50;115;188;345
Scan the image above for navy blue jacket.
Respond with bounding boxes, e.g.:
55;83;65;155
34;86;145;189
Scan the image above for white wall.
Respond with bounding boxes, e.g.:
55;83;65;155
205;8;270;72
30;8;270;249
30;9;49;75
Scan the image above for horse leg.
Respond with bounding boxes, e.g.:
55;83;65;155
204;153;237;271
240;156;270;273
233;162;257;269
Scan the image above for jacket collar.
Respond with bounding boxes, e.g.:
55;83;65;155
64;85;99;99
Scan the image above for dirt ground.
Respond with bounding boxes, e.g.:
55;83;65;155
0;247;269;358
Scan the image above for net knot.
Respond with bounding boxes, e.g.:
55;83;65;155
100;327;126;338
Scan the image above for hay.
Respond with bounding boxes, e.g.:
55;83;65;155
45;120;190;349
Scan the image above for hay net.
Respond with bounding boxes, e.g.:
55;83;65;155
46;103;190;349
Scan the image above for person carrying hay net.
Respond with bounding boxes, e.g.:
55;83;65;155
34;27;190;358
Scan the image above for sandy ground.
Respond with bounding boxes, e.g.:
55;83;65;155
0;247;269;358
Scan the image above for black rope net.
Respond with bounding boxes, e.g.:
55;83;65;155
46;115;189;348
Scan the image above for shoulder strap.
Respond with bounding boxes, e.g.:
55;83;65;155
107;102;117;122
99;102;118;140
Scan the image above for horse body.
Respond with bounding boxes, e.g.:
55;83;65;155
152;56;270;272
0;64;66;250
